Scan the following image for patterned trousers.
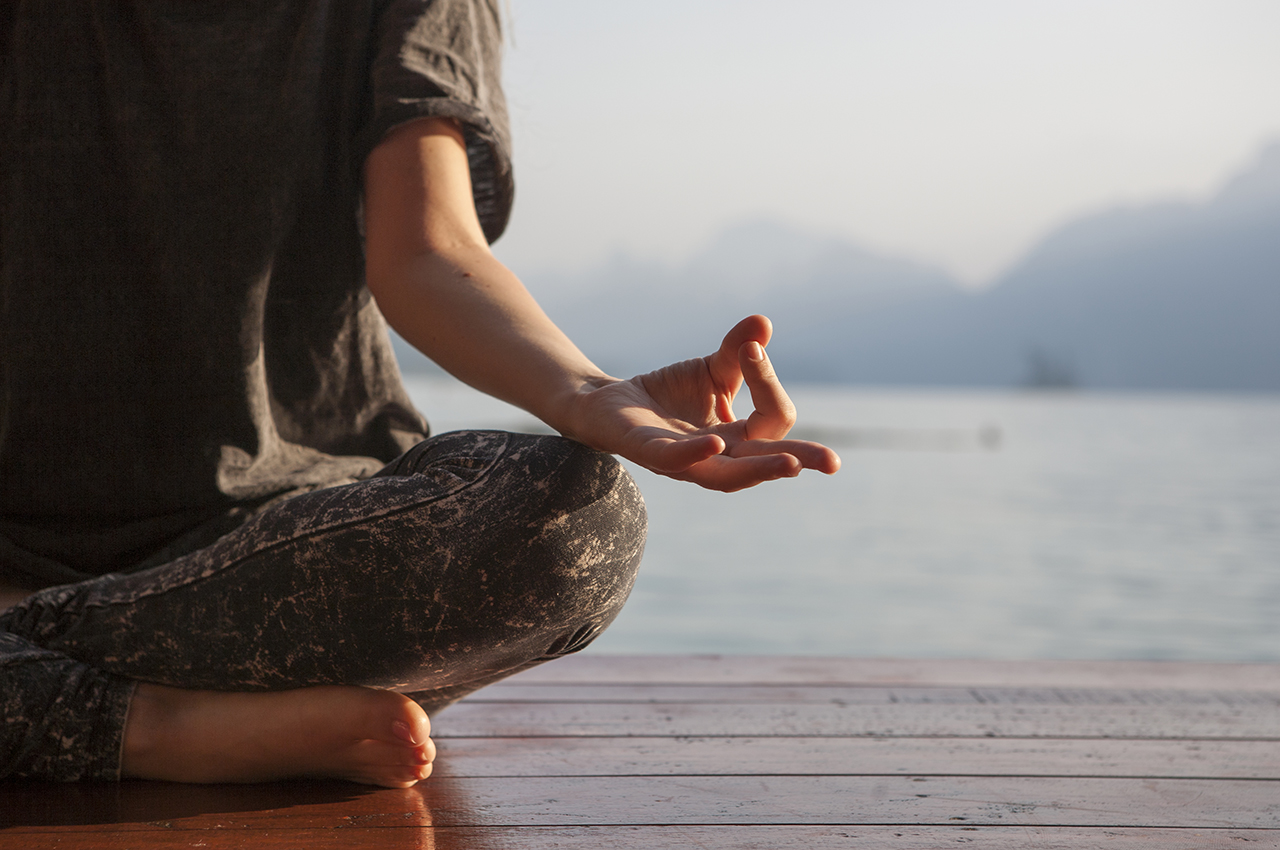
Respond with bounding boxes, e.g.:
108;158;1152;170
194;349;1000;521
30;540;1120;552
0;431;647;781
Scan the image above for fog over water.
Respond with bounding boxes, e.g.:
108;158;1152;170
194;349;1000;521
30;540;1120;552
404;377;1280;662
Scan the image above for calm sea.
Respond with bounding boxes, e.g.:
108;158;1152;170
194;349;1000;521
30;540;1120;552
403;376;1280;662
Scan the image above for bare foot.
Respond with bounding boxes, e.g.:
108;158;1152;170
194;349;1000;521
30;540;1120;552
122;683;435;787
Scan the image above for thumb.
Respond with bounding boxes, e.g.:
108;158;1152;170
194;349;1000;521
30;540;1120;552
708;315;773;392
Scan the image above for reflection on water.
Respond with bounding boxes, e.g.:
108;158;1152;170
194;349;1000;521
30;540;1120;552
404;377;1280;663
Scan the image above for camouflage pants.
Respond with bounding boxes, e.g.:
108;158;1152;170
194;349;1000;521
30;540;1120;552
0;431;646;781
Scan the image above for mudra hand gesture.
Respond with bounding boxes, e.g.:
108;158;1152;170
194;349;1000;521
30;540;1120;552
565;315;841;492
365;118;839;492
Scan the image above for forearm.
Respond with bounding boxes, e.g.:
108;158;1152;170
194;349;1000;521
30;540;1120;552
362;116;620;440
366;240;616;439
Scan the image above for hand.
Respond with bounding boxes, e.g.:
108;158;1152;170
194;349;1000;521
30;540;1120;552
567;315;841;492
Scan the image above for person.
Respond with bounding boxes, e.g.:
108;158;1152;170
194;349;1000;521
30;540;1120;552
0;1;839;787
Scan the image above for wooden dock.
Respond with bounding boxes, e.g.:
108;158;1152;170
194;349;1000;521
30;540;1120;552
3;655;1279;848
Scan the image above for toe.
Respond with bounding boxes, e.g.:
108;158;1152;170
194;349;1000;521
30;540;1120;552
366;690;431;747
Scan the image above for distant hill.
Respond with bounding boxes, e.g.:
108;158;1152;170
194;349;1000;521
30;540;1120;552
393;141;1280;391
964;140;1280;390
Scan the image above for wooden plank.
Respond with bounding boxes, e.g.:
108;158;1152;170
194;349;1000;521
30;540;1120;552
5;826;1278;850
474;683;1280;706
6;654;1277;848
0;779;368;829
433;700;1280;739
430;736;1280;779
513;655;1280;690
4;776;1278;830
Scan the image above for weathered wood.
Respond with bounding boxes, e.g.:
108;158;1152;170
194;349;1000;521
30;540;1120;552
434;700;1280;739
0;779;364;829
431;735;1280;779
474;683;1280;706
3;656;1278;849
5;776;1279;830
6;826;1278;850
506;655;1280;690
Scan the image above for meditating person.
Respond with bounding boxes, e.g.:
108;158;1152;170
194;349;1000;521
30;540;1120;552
0;1;839;786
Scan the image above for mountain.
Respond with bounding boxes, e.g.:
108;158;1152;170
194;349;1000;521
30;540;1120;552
533;220;970;381
393;140;1280;391
973;140;1280;390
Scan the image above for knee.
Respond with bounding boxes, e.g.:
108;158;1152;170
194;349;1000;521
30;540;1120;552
360;432;647;668
493;435;647;650
524;436;647;605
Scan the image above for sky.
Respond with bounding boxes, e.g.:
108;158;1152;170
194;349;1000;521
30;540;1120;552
490;0;1280;287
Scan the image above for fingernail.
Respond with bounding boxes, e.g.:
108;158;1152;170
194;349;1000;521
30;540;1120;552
393;720;419;745
746;342;764;362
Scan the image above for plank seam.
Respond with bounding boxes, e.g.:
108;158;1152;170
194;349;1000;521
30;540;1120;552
436;733;1280;739
434;773;1280;780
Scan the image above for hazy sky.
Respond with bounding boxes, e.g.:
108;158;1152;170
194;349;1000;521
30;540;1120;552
490;0;1280;286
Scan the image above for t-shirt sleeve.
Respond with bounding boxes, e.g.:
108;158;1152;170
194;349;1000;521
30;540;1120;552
359;0;513;243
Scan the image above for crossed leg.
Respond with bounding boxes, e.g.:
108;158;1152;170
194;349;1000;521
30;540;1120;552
1;432;646;785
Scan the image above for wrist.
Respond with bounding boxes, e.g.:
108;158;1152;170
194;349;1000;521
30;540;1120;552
544;373;622;449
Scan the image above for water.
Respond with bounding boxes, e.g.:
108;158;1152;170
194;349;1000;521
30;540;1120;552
403;376;1280;662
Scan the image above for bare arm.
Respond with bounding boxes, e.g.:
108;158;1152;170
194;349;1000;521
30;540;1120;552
363;117;839;491
363;117;604;430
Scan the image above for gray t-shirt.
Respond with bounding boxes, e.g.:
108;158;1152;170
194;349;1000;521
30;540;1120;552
0;0;512;585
